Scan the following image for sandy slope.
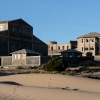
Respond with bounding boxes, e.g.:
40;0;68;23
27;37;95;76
0;74;100;100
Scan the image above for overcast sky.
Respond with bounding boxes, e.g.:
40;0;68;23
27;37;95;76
1;0;100;43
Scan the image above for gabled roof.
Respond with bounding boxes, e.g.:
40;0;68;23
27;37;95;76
10;49;40;55
60;49;82;54
78;32;100;38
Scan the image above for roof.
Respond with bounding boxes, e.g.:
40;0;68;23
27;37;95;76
60;49;82;54
78;32;100;38
0;18;32;28
10;49;40;55
0;18;21;23
33;35;47;45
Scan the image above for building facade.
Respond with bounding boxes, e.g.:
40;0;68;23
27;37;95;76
47;41;77;56
77;32;100;56
0;18;48;56
47;32;100;57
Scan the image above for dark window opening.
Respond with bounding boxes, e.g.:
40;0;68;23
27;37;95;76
51;46;53;50
62;46;64;50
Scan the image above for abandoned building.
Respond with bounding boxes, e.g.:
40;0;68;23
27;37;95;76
60;49;82;57
77;32;100;56
47;41;77;57
1;49;41;67
0;18;48;56
47;32;100;57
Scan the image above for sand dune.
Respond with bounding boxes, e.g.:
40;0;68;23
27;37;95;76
0;74;100;100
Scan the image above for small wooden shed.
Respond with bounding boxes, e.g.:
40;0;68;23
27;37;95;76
10;49;40;66
60;49;82;57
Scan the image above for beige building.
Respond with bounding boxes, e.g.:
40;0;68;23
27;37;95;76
47;32;100;57
47;41;77;56
77;32;100;56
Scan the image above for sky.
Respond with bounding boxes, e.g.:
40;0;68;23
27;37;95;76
0;0;100;43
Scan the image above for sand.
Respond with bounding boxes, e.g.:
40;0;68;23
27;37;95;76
0;74;100;100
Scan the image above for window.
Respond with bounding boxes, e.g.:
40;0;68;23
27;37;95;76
90;38;94;42
58;46;60;50
13;54;16;59
18;54;20;59
90;48;94;50
82;47;83;51
97;47;99;51
90;46;94;50
96;38;99;42
62;46;64;50
82;39;83;43
51;46;53;50
86;39;88;42
84;47;88;50
67;46;69;50
22;54;25;59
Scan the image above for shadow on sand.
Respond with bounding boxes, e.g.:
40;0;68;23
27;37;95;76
0;81;22;86
0;72;14;76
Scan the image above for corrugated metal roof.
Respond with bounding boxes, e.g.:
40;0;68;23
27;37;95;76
60;49;82;53
10;49;40;55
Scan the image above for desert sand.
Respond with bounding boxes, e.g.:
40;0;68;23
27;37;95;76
0;74;100;100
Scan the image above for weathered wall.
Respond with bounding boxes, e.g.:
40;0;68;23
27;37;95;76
26;56;41;66
47;42;71;56
1;56;12;67
77;37;99;56
1;56;50;67
12;54;26;66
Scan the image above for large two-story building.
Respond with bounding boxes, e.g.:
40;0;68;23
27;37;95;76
47;32;100;57
77;32;100;56
0;18;48;56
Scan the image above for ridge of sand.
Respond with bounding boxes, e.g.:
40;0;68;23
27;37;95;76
0;74;100;100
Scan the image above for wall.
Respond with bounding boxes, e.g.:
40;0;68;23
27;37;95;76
77;38;96;56
1;56;41;67
26;56;41;66
0;22;8;31
12;54;26;66
94;56;100;61
47;42;71;56
1;56;12;67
